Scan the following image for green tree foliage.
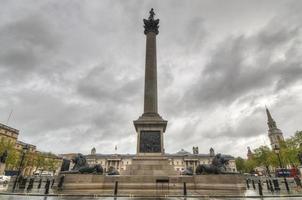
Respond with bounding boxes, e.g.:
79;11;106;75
1;138;61;174
281;130;302;167
0;138;20;169
235;157;245;173
235;130;302;174
235;157;257;173
244;159;257;173
33;153;46;173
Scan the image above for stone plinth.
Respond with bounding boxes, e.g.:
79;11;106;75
55;173;246;196
134;114;167;156
121;156;177;176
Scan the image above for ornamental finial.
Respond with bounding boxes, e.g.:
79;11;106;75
143;8;159;35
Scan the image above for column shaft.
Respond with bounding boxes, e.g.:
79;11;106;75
144;32;158;114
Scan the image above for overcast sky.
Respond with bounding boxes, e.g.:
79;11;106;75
0;0;301;158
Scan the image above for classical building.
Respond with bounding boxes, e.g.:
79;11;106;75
266;107;284;149
85;147;237;174
0;122;37;152
0;122;62;176
0;123;19;145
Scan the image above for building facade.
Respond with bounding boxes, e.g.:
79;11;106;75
0;122;62;176
0;123;19;145
85;147;237;174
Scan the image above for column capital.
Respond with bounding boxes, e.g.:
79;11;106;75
143;8;159;35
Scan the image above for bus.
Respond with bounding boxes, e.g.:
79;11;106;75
275;168;299;177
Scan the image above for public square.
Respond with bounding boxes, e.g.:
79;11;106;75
1;0;302;199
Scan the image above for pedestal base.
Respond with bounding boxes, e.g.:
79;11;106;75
54;174;246;196
121;156;177;176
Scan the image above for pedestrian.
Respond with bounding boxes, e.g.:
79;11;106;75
294;175;302;189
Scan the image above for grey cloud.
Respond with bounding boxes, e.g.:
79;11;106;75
0;15;61;72
0;0;302;158
184;23;302;110
77;63;142;103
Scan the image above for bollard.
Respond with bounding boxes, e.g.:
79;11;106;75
57;175;65;190
284;178;290;193
266;179;270;190
37;179;42;189
252;179;256;190
114;181;118;196
273;179;280;191
246;179;250;189
183;182;187;196
269;179;274;192
27;178;34;191
44;179;50;195
19;178;27;189
258;180;263;196
51;179;55;188
294;176;302;188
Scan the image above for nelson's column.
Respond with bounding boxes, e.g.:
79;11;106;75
134;8;167;156
55;10;245;195
122;8;176;176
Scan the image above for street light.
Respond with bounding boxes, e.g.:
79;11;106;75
273;144;290;193
12;144;30;192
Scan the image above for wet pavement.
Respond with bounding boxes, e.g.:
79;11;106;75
2;177;302;199
1;196;302;200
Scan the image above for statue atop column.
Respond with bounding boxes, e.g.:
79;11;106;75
134;9;167;156
143;8;159;35
149;8;155;20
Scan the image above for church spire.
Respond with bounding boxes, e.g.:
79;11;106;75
265;106;284;149
247;147;253;160
266;106;277;129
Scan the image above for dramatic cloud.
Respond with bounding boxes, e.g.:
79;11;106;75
0;0;301;157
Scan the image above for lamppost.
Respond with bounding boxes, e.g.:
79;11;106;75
273;144;290;193
12;144;29;192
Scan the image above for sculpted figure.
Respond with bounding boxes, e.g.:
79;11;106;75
149;8;155;20
196;153;230;175
182;167;193;176
0;150;8;163
70;153;103;174
107;166;119;175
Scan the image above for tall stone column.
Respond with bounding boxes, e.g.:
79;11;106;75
134;9;167;156
144;31;158;115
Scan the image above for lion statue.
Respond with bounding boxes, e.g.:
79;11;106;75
196;153;230;175
71;153;103;174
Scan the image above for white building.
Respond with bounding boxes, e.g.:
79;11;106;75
86;147;237;174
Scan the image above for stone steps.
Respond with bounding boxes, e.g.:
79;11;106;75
55;174;246;196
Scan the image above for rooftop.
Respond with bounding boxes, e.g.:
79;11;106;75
0;122;19;134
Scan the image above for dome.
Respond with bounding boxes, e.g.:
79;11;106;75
176;149;191;155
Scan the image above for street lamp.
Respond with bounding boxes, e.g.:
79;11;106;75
273;144;290;193
12;144;30;192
